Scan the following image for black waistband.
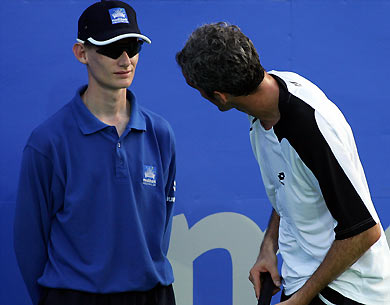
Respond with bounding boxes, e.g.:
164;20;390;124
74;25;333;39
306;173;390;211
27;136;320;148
320;286;364;305
281;286;364;305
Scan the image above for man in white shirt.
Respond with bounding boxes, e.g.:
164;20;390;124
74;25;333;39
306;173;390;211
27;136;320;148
176;22;390;305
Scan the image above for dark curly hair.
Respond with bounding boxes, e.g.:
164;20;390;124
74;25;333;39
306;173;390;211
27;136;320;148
176;22;264;98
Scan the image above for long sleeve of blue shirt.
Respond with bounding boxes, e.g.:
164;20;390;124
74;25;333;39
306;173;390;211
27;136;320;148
14;145;61;305
163;130;176;254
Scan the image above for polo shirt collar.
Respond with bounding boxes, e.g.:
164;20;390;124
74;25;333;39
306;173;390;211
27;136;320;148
126;90;146;132
72;85;146;135
269;73;291;116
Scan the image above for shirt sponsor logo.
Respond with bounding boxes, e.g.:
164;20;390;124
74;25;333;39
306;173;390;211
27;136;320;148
167;196;176;203
166;181;176;203
143;165;156;186
109;8;129;24
289;81;302;87
278;172;285;185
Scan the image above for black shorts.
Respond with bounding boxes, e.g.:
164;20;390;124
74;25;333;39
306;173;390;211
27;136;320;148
281;286;364;305
39;284;176;305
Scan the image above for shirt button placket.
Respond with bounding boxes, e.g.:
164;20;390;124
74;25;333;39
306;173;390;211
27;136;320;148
117;142;123;165
115;141;127;178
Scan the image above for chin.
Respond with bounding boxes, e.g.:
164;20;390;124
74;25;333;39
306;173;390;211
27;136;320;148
115;80;133;89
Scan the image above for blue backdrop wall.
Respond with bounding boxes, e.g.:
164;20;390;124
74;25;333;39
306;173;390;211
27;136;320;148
1;1;389;305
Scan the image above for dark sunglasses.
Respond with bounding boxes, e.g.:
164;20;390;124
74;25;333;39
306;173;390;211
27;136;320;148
95;40;143;60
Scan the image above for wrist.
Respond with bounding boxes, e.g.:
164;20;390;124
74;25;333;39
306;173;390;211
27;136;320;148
260;237;278;256
289;291;311;305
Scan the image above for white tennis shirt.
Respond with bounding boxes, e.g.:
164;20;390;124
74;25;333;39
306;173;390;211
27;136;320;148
249;71;390;304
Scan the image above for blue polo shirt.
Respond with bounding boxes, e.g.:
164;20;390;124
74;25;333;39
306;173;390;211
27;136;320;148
14;86;176;305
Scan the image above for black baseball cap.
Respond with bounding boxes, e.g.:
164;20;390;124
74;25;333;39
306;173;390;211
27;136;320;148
77;0;151;46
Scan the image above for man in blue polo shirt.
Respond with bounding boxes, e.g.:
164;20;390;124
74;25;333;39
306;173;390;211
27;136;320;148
14;1;176;305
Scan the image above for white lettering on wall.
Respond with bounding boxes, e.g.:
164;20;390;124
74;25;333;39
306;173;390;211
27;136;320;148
167;212;263;305
168;213;390;305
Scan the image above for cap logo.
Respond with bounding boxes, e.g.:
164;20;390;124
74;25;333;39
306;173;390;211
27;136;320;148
109;8;129;24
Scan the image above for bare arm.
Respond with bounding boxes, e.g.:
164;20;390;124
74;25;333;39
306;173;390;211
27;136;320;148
249;209;281;299
280;223;381;305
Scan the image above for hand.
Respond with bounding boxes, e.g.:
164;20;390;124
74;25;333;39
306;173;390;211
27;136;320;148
248;252;281;299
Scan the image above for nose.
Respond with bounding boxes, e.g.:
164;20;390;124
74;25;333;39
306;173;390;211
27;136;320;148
117;51;131;67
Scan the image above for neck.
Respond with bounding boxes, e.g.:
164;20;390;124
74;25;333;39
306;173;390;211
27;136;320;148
82;85;131;137
233;73;280;130
82;84;129;117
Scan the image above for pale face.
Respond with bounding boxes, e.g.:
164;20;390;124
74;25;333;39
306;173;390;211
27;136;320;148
84;42;139;91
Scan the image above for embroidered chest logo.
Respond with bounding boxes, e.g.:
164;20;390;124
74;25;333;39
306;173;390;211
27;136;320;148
278;172;285;185
109;8;129;24
143;165;156;186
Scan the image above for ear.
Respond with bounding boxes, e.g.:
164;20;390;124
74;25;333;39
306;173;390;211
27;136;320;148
213;91;230;105
73;42;88;64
